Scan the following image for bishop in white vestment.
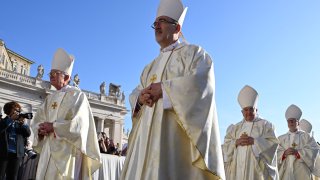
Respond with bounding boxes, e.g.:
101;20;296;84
223;85;279;180
120;0;225;179
278;105;319;180
300;119;320;180
31;48;101;180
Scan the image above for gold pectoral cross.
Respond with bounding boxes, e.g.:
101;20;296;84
51;102;58;109
149;74;157;83
292;142;297;149
241;132;248;136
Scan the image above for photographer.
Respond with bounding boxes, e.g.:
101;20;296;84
0;101;31;180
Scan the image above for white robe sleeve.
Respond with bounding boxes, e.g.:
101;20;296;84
161;45;225;179
298;133;319;170
222;125;237;180
252;121;279;164
162;84;172;109
31;98;47;152
222;125;237;164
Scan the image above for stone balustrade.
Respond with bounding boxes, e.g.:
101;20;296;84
0;67;125;106
0;68;36;85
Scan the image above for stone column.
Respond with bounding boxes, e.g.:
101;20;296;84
112;119;124;149
95;117;104;133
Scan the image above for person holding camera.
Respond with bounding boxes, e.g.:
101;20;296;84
0;101;31;180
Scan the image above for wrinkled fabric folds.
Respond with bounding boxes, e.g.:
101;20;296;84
31;85;101;180
122;44;225;180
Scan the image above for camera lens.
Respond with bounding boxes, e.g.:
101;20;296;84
26;149;37;159
19;113;33;120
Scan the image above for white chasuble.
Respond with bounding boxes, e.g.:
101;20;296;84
310;138;320;179
278;130;319;180
313;142;320;179
31;85;101;180
122;43;225;180
236;121;254;179
223;117;279;180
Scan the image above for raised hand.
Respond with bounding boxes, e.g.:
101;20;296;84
38;122;54;136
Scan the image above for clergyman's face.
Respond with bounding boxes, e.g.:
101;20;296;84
49;69;67;90
153;16;178;48
287;118;299;132
241;107;257;121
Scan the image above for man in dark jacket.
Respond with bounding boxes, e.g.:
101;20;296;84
0;101;31;180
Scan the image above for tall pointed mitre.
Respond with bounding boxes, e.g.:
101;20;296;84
285;104;302;121
238;85;259;109
299;119;312;133
51;48;74;76
156;0;188;27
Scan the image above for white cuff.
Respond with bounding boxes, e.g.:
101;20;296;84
162;84;172;110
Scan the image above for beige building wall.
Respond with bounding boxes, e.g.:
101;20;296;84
0;39;34;75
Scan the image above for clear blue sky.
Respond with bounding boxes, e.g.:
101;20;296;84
1;1;319;142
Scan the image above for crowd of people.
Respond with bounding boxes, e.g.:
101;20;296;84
97;132;127;156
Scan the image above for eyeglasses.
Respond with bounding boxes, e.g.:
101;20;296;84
151;19;177;29
48;71;65;77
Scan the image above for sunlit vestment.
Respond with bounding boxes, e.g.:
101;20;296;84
223;117;279;180
278;130;319;180
222;124;234;178
312;141;320;180
121;42;225;180
31;85;101;180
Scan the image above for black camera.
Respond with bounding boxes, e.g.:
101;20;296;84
19;113;33;119
25;149;37;159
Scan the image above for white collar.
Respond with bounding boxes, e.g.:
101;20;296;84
161;40;180;53
58;85;78;92
243;116;260;123
288;130;299;135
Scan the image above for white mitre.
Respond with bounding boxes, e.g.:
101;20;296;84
51;48;74;76
285;104;302;121
299;119;312;133
156;0;188;27
238;85;258;109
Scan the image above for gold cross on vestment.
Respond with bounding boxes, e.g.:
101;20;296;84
149;74;157;83
292;142;297;149
51;102;58;109
241;132;248;136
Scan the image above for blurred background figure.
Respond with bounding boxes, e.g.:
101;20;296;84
277;105;319;180
98;132;107;153
299;119;320;179
223;85;279;180
107;139;116;155
0;101;31;180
